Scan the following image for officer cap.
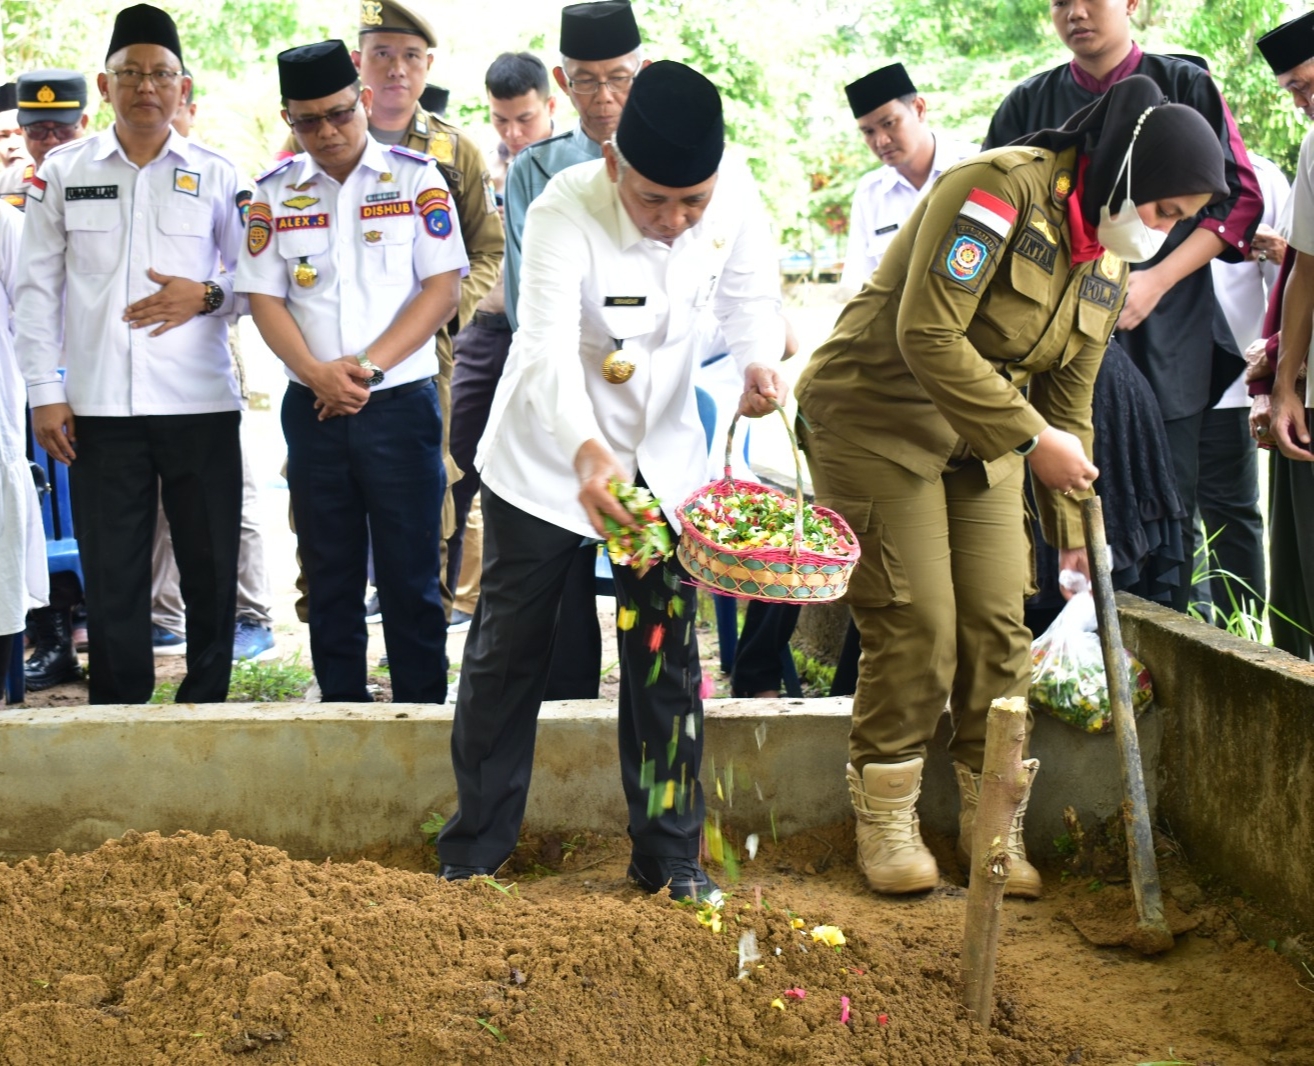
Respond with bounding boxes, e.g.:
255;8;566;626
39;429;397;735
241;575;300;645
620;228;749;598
1258;11;1314;75
16;71;88;126
106;3;184;66
560;1;641;62
844;62;917;119
0;84;16;113
420;83;448;115
359;0;436;49
616;60;722;189
279;40;359;102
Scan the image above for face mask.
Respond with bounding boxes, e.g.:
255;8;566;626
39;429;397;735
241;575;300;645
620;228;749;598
1096;112;1168;264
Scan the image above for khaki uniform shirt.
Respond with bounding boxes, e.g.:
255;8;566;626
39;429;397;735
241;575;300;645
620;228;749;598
797;146;1128;549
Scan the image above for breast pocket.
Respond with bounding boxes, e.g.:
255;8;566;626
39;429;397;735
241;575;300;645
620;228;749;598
277;229;331;288
64;201;123;274
360;220;413;286
155;205;211;279
973;252;1055;351
597;302;658;342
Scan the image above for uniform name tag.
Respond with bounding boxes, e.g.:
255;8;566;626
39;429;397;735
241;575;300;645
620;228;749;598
275;213;329;231
1079;275;1120;311
360;201;413;219
365;191;400;203
65;185;118;201
874;223;899;236
604;296;647;307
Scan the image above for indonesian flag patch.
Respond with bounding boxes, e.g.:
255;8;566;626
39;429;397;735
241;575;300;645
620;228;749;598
930;187;1018;294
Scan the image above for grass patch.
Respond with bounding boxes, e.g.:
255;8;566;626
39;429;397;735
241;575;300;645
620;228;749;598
150;652;314;704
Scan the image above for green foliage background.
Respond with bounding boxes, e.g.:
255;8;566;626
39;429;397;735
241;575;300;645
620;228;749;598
1;0;1308;249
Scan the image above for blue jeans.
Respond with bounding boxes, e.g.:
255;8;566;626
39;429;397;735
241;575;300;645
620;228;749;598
282;380;446;702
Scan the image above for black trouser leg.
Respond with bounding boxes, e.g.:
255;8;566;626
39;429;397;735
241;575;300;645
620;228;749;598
1196;406;1265;619
1162;411;1205;614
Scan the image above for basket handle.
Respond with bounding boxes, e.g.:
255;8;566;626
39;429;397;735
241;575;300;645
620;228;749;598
725;401;807;553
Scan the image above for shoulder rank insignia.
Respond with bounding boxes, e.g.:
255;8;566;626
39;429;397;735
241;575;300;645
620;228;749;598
2;192;25;210
22;163;33;183
389;144;432;165
255;157;295;185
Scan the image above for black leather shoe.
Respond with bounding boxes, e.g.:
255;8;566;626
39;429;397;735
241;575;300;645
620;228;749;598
628;853;722;903
24;607;80;691
438;864;495;881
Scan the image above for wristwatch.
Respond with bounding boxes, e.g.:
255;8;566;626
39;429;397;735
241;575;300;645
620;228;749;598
1013;434;1040;456
198;279;224;315
356;352;385;388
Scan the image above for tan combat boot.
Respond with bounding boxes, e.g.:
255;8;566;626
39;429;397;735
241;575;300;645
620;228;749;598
847;758;940;894
954;758;1043;899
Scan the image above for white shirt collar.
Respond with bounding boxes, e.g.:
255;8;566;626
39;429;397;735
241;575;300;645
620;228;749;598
94;125;193;167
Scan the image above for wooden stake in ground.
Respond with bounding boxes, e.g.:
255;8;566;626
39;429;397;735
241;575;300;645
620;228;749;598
1081;496;1174;956
961;696;1029;1026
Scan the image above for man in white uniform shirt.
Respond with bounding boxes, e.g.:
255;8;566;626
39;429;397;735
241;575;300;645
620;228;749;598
237;40;467;704
16;4;244;705
438;61;786;901
838;63;975;295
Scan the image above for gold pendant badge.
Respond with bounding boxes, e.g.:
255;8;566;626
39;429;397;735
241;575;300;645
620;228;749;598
293;259;318;288
601;351;635;384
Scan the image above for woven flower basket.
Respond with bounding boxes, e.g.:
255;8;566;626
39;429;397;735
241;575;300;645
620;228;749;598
676;408;860;603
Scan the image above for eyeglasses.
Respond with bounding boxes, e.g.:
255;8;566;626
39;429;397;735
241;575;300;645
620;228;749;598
24;122;80;143
106;68;184;89
285;95;361;134
566;73;636;96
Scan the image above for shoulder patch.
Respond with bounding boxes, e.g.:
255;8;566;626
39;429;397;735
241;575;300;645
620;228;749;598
986;147;1047;173
255;157;295;185
389;144;432;165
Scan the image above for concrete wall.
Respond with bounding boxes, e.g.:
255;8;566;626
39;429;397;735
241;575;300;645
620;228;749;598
0;695;1153;869
1117;594;1314;928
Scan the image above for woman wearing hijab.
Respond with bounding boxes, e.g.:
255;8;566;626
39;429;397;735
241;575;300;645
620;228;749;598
795;75;1228;899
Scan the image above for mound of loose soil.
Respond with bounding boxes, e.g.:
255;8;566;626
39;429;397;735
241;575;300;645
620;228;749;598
0;828;1309;1066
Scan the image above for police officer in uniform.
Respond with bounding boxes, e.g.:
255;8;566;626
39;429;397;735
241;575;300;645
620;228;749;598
796;77;1229;898
239;40;467;704
438;62;786;900
0;72;88;211
16;3;245;705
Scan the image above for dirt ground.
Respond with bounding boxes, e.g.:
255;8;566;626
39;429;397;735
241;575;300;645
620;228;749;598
0;823;1309;1066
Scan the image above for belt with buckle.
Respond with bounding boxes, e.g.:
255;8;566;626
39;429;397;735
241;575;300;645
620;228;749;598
473;310;512;333
288;377;431;404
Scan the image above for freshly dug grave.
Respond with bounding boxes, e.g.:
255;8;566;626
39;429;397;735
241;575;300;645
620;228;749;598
0;828;1308;1066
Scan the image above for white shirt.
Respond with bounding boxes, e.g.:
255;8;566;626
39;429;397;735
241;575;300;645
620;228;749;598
1211;154;1290;408
0;201;48;632
478;155;785;539
235;137;469;390
839;136;977;292
1284;129;1314;407
15;127;244;415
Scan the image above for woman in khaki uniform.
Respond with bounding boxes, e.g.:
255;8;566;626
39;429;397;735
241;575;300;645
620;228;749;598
796;76;1229;897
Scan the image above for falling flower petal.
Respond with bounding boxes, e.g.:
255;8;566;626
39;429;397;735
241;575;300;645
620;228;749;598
771;999;786;1011
811;925;846;947
746;833;760;860
617;605;638;631
790;918;805;930
840;996;851;1025
647;624;665;653
784;988;806;1000
698;672;715;699
736;930;760;979
878;1013;889;1026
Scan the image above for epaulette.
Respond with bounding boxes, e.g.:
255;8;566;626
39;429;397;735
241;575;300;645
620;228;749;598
254;156;295;184
522;130;573;156
43;137;88;161
389;144;432;165
986;147;1046;173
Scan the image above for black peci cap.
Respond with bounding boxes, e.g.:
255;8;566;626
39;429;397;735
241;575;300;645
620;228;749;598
616;60;723;188
106;4;183;66
0;84;16;113
559;1;641;62
1258;11;1314;75
278;40;359;102
17;71;88;126
844;62;917;119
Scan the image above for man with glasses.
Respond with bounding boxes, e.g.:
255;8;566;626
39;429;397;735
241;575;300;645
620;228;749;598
0;71;88;212
14;3;245;705
237;40;467;704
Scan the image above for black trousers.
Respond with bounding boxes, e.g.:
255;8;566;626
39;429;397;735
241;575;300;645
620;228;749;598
283;381;447;703
438;488;705;869
446;319;602;699
1269;448;1314;659
71;413;241;704
1162;410;1206;614
1195;406;1266;618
